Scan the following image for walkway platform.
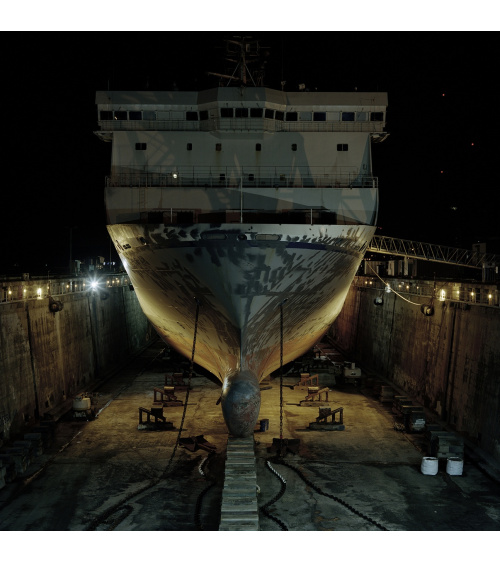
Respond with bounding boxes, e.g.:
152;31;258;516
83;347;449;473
219;435;259;531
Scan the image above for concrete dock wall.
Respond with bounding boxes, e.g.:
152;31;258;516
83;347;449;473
0;275;151;441
330;277;500;461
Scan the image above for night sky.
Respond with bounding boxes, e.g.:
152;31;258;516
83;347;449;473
2;31;498;275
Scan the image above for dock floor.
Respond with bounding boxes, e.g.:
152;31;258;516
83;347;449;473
1;340;499;537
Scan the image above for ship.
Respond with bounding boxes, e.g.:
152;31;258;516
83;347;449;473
94;37;389;437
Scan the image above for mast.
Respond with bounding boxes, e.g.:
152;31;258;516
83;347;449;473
207;36;267;87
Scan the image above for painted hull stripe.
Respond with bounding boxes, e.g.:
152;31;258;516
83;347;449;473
286;242;326;250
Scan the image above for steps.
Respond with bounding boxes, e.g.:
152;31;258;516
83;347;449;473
219;435;259;531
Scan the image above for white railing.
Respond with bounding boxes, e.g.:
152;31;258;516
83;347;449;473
98;118;385;134
107;169;378;190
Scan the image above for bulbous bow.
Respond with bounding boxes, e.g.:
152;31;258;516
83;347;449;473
221;371;261;437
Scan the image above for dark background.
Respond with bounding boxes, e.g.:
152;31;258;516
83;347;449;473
2;31;498;275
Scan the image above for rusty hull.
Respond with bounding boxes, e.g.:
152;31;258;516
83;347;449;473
108;222;374;436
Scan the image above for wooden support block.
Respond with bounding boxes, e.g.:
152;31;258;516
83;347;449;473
150;403;164;417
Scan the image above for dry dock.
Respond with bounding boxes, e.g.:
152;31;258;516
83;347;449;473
1;339;499;532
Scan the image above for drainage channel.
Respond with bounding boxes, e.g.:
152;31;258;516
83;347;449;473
219;435;259;531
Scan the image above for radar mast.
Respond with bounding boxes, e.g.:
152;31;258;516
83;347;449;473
207;36;267;87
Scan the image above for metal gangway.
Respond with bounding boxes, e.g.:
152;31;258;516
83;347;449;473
368;235;499;272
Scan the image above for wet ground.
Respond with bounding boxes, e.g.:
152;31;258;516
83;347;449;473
1;339;499;539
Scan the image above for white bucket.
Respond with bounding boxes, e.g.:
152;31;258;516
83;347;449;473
72;396;91;411
421;456;439;475
446;457;464;476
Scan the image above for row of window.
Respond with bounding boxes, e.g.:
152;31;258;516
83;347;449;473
135;142;350;152
101;109;384;122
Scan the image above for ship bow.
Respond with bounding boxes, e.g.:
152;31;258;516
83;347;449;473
221;371;261;437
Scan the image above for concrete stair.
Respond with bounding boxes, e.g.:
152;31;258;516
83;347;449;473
219;435;259;531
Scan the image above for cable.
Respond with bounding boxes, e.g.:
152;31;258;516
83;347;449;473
162;297;201;477
276;459;388;531
368;264;424;306
259;460;288;530
85;300;202;530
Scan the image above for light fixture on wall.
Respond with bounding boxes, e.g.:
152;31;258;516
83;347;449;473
421;304;434;316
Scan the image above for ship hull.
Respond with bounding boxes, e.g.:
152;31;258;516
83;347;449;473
96;54;388;437
108;222;375;435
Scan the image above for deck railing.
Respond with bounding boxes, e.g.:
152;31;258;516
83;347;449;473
98;118;385;134
106;170;378;190
137;208;362;227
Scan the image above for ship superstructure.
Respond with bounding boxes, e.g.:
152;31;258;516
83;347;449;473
95;38;388;436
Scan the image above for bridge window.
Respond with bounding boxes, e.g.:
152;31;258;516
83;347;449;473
265;108;274;119
337;144;348;151
286;112;298;121
221;108;233;118
114;111;127;120
341;112;355;121
275;111;284;121
356;112;367;121
235;108;248;118
250;108;263;117
300;111;312;121
135;143;147;150
313;112;326;121
186;111;198;121
200;110;209;120
100;110;113;120
143;110;156;120
371;112;384;121
129;111;142;120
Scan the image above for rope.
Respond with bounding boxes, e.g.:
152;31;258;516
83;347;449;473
279;301;284;447
194;451;216;530
278;299;288;456
84;299;202;531
259;460;288;530
276;459;388;531
368;264;424;306
163;297;201;477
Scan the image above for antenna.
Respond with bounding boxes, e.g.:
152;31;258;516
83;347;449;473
207;36;269;87
281;37;284;88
